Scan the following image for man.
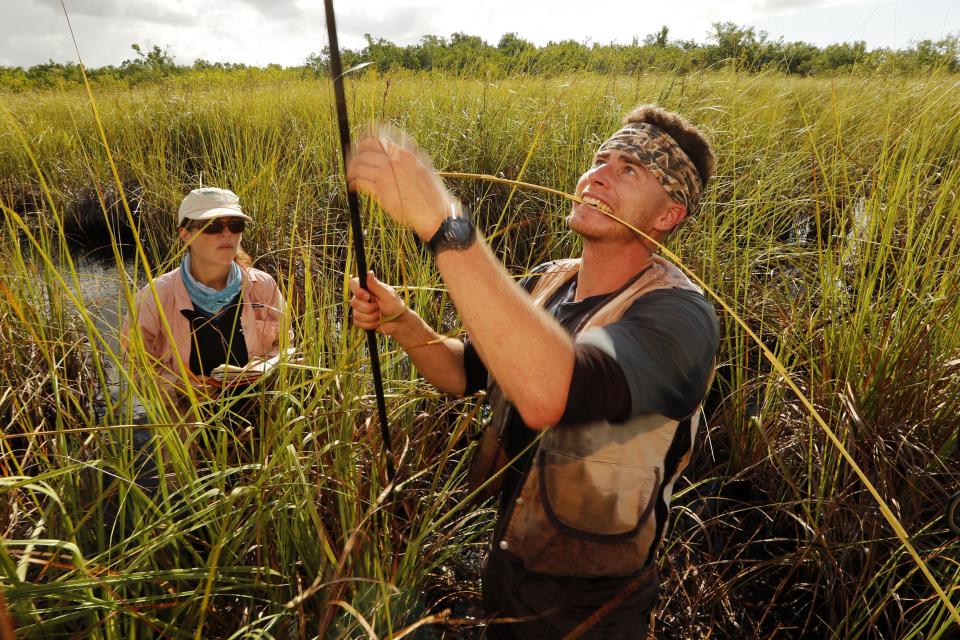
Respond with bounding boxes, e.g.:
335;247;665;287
348;105;719;638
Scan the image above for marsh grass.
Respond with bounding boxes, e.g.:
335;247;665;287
1;70;959;638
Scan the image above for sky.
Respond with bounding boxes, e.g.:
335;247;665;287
1;0;957;69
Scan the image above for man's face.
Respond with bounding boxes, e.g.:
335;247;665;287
567;148;673;244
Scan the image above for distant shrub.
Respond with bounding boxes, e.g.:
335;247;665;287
2;27;958;92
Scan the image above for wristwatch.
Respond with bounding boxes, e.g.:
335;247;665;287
427;208;476;254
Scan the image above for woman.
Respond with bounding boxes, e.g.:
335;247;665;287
122;187;289;417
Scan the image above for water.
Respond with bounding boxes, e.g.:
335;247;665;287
65;255;132;352
59;254;140;416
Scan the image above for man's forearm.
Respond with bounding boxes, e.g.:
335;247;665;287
391;308;468;396
434;238;574;428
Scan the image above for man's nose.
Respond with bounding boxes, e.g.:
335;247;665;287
588;163;610;184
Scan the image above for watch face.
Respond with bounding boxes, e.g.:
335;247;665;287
431;215;475;253
444;217;474;249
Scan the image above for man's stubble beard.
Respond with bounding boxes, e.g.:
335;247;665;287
566;209;644;244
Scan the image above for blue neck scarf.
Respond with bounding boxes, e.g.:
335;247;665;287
180;254;243;315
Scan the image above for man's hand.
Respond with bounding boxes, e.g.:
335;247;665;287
349;270;468;395
349;271;408;335
347;130;455;241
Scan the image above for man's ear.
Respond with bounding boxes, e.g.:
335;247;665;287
654;202;687;234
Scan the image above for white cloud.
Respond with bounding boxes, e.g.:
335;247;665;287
0;0;955;68
752;0;892;14
244;0;309;19
31;0;196;25
337;4;447;45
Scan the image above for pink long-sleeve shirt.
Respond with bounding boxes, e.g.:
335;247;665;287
121;266;288;409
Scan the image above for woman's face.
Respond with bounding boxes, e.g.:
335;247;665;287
178;217;245;267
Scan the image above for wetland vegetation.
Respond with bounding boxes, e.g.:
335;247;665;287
1;67;959;638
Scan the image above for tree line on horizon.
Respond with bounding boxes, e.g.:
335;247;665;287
3;23;959;91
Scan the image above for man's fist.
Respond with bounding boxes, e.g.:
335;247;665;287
347;129;456;241
348;271;408;335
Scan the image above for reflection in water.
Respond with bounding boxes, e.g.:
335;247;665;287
66;255;132;353
61;255;139;416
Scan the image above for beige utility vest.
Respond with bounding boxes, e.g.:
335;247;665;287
468;255;711;578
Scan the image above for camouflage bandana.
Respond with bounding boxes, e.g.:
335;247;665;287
597;122;703;214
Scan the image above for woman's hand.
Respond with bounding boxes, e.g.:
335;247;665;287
349;271;408;336
191;374;223;396
346;129;455;241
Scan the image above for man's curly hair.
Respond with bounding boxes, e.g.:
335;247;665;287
624;105;716;194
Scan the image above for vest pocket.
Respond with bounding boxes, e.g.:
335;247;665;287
538;448;660;541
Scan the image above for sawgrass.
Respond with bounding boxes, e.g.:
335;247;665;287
1;69;959;638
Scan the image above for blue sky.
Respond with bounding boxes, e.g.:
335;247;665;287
1;0;957;68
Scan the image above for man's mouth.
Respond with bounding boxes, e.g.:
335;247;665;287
580;194;613;215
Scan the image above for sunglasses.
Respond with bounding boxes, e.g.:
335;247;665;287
187;218;246;234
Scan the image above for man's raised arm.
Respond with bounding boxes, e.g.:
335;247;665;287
347;133;574;428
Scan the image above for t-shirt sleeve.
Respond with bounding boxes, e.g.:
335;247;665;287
462;337;488;396
560;343;632;424
576;289;719;420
